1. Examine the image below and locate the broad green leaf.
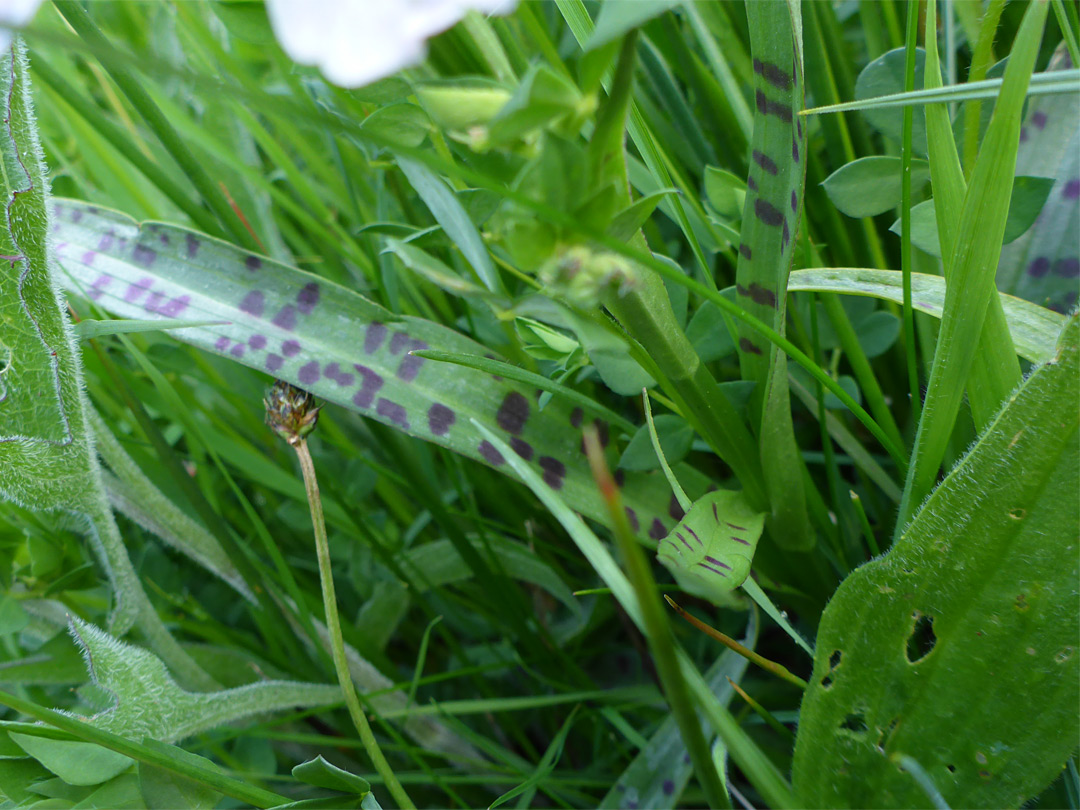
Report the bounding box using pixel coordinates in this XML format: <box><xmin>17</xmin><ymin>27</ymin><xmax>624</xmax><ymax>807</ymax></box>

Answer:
<box><xmin>685</xmin><ymin>299</ymin><xmax>736</xmax><ymax>363</ymax></box>
<box><xmin>735</xmin><ymin>0</ymin><xmax>812</xmax><ymax>550</ymax></box>
<box><xmin>618</xmin><ymin>415</ymin><xmax>693</xmax><ymax>472</ymax></box>
<box><xmin>292</xmin><ymin>756</ymin><xmax>370</xmax><ymax>795</ymax></box>
<box><xmin>359</xmin><ymin>103</ymin><xmax>431</xmax><ymax>151</ymax></box>
<box><xmin>382</xmin><ymin>238</ymin><xmax>491</xmax><ymax>299</ymax></box>
<box><xmin>0</xmin><ymin>42</ymin><xmax>96</xmax><ymax>513</ymax></box>
<box><xmin>139</xmin><ymin>751</ymin><xmax>222</xmax><ymax>810</ymax></box>
<box><xmin>0</xmin><ymin>594</ymin><xmax>29</xmax><ymax>635</ymax></box>
<box><xmin>51</xmin><ymin>201</ymin><xmax>683</xmax><ymax>544</ymax></box>
<box><xmin>703</xmin><ymin>166</ymin><xmax>746</xmax><ymax>219</ymax></box>
<box><xmin>656</xmin><ymin>491</ymin><xmax>765</xmax><ymax>602</ymax></box>
<box><xmin>608</xmin><ymin>189</ymin><xmax>678</xmax><ymax>242</ymax></box>
<box><xmin>997</xmin><ymin>46</ymin><xmax>1080</xmax><ymax>316</ymax></box>
<box><xmin>821</xmin><ymin>156</ymin><xmax>930</xmax><ymax>218</ymax></box>
<box><xmin>793</xmin><ymin>315</ymin><xmax>1079</xmax><ymax>809</ymax></box>
<box><xmin>788</xmin><ymin>268</ymin><xmax>1065</xmax><ymax>364</ymax></box>
<box><xmin>8</xmin><ymin>732</ymin><xmax>132</xmax><ymax>786</ymax></box>
<box><xmin>889</xmin><ymin>175</ymin><xmax>1055</xmax><ymax>256</ymax></box>
<box><xmin>854</xmin><ymin>47</ymin><xmax>927</xmax><ymax>153</ymax></box>
<box><xmin>65</xmin><ymin>617</ymin><xmax>341</xmax><ymax>743</ymax></box>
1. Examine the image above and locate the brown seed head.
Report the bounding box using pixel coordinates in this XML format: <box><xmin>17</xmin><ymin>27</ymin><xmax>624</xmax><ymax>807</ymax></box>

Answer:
<box><xmin>264</xmin><ymin>380</ymin><xmax>320</xmax><ymax>445</ymax></box>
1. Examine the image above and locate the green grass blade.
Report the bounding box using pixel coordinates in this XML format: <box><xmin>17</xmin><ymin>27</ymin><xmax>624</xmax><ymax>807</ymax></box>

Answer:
<box><xmin>896</xmin><ymin>0</ymin><xmax>1051</xmax><ymax>532</ymax></box>
<box><xmin>788</xmin><ymin>268</ymin><xmax>1065</xmax><ymax>364</ymax></box>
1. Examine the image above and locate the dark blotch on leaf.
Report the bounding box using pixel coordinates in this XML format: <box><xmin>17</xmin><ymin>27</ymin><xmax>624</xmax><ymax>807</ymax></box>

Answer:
<box><xmin>479</xmin><ymin>440</ymin><xmax>505</xmax><ymax>466</ymax></box>
<box><xmin>427</xmin><ymin>403</ymin><xmax>455</xmax><ymax>436</ymax></box>
<box><xmin>496</xmin><ymin>391</ymin><xmax>530</xmax><ymax>435</ymax></box>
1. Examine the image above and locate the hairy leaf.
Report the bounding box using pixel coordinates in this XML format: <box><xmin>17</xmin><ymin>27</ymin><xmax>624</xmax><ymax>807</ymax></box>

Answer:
<box><xmin>793</xmin><ymin>315</ymin><xmax>1079</xmax><ymax>808</ymax></box>
<box><xmin>64</xmin><ymin>617</ymin><xmax>341</xmax><ymax>743</ymax></box>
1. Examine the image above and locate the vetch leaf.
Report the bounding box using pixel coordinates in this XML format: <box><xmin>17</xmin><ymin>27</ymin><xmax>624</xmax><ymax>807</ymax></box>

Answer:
<box><xmin>583</xmin><ymin>0</ymin><xmax>680</xmax><ymax>52</ymax></box>
<box><xmin>821</xmin><ymin>156</ymin><xmax>930</xmax><ymax>218</ymax></box>
<box><xmin>52</xmin><ymin>201</ymin><xmax>683</xmax><ymax>543</ymax></box>
<box><xmin>793</xmin><ymin>315</ymin><xmax>1079</xmax><ymax>809</ymax></box>
<box><xmin>7</xmin><ymin>732</ymin><xmax>133</xmax><ymax>786</ymax></box>
<box><xmin>292</xmin><ymin>756</ymin><xmax>370</xmax><ymax>795</ymax></box>
<box><xmin>889</xmin><ymin>175</ymin><xmax>1056</xmax><ymax>256</ymax></box>
<box><xmin>618</xmin><ymin>415</ymin><xmax>693</xmax><ymax>472</ymax></box>
<box><xmin>855</xmin><ymin>47</ymin><xmax>928</xmax><ymax>153</ymax></box>
<box><xmin>703</xmin><ymin>166</ymin><xmax>747</xmax><ymax>219</ymax></box>
<box><xmin>656</xmin><ymin>491</ymin><xmax>765</xmax><ymax>603</ymax></box>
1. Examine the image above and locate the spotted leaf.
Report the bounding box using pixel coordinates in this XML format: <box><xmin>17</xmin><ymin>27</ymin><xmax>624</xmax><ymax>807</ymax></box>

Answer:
<box><xmin>656</xmin><ymin>490</ymin><xmax>765</xmax><ymax>602</ymax></box>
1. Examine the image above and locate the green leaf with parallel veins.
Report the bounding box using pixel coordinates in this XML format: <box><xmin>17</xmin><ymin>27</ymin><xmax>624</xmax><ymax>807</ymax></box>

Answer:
<box><xmin>50</xmin><ymin>201</ymin><xmax>681</xmax><ymax>542</ymax></box>
<box><xmin>793</xmin><ymin>315</ymin><xmax>1079</xmax><ymax>809</ymax></box>
<box><xmin>656</xmin><ymin>491</ymin><xmax>765</xmax><ymax>602</ymax></box>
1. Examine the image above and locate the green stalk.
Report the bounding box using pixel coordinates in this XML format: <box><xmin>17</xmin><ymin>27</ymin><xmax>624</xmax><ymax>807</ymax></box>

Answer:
<box><xmin>52</xmin><ymin>0</ymin><xmax>261</xmax><ymax>252</ymax></box>
<box><xmin>962</xmin><ymin>0</ymin><xmax>1007</xmax><ymax>177</ymax></box>
<box><xmin>583</xmin><ymin>431</ymin><xmax>729</xmax><ymax>810</ymax></box>
<box><xmin>819</xmin><ymin>293</ymin><xmax>904</xmax><ymax>452</ymax></box>
<box><xmin>294</xmin><ymin>439</ymin><xmax>416</xmax><ymax>810</ymax></box>
<box><xmin>900</xmin><ymin>0</ymin><xmax>922</xmax><ymax>429</ymax></box>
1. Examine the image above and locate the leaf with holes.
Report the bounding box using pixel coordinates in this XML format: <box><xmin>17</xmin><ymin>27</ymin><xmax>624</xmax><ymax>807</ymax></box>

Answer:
<box><xmin>792</xmin><ymin>315</ymin><xmax>1079</xmax><ymax>809</ymax></box>
<box><xmin>50</xmin><ymin>200</ymin><xmax>681</xmax><ymax>543</ymax></box>
<box><xmin>656</xmin><ymin>490</ymin><xmax>765</xmax><ymax>602</ymax></box>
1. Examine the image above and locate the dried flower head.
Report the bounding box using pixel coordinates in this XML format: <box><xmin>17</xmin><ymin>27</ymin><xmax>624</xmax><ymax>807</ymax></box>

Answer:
<box><xmin>264</xmin><ymin>380</ymin><xmax>320</xmax><ymax>445</ymax></box>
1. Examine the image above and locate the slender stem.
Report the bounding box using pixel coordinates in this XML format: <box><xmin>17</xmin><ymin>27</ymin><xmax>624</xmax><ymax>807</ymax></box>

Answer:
<box><xmin>642</xmin><ymin>389</ymin><xmax>691</xmax><ymax>512</ymax></box>
<box><xmin>901</xmin><ymin>0</ymin><xmax>922</xmax><ymax>430</ymax></box>
<box><xmin>726</xmin><ymin>678</ymin><xmax>796</xmax><ymax>741</ymax></box>
<box><xmin>294</xmin><ymin>440</ymin><xmax>416</xmax><ymax>810</ymax></box>
<box><xmin>584</xmin><ymin>431</ymin><xmax>730</xmax><ymax>810</ymax></box>
<box><xmin>665</xmin><ymin>596</ymin><xmax>808</xmax><ymax>690</ymax></box>
<box><xmin>849</xmin><ymin>490</ymin><xmax>881</xmax><ymax>558</ymax></box>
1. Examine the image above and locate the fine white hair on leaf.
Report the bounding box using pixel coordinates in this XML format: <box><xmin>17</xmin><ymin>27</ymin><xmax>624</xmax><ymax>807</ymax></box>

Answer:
<box><xmin>265</xmin><ymin>0</ymin><xmax>518</xmax><ymax>88</ymax></box>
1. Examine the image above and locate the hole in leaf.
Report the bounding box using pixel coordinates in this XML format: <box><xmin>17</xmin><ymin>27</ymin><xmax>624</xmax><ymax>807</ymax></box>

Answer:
<box><xmin>946</xmin><ymin>764</ymin><xmax>956</xmax><ymax>774</ymax></box>
<box><xmin>906</xmin><ymin>612</ymin><xmax>936</xmax><ymax>663</ymax></box>
<box><xmin>820</xmin><ymin>674</ymin><xmax>833</xmax><ymax>689</ymax></box>
<box><xmin>828</xmin><ymin>649</ymin><xmax>842</xmax><ymax>669</ymax></box>
<box><xmin>1009</xmin><ymin>507</ymin><xmax>1026</xmax><ymax>520</ymax></box>
<box><xmin>876</xmin><ymin>716</ymin><xmax>900</xmax><ymax>751</ymax></box>
<box><xmin>839</xmin><ymin>712</ymin><xmax>868</xmax><ymax>734</ymax></box>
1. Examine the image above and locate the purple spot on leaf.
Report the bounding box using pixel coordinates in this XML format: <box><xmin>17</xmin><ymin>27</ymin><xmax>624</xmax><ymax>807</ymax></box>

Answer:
<box><xmin>124</xmin><ymin>277</ymin><xmax>154</xmax><ymax>303</ymax></box>
<box><xmin>214</xmin><ymin>336</ymin><xmax>230</xmax><ymax>351</ymax></box>
<box><xmin>352</xmin><ymin>365</ymin><xmax>384</xmax><ymax>408</ymax></box>
<box><xmin>662</xmin><ymin>779</ymin><xmax>675</xmax><ymax>796</ymax></box>
<box><xmin>389</xmin><ymin>332</ymin><xmax>411</xmax><ymax>354</ymax></box>
<box><xmin>625</xmin><ymin>507</ymin><xmax>639</xmax><ymax>532</ymax></box>
<box><xmin>249</xmin><ymin>334</ymin><xmax>267</xmax><ymax>350</ymax></box>
<box><xmin>81</xmin><ymin>250</ymin><xmax>96</xmax><ymax>265</ymax></box>
<box><xmin>428</xmin><ymin>403</ymin><xmax>455</xmax><ymax>436</ymax></box>
<box><xmin>479</xmin><ymin>440</ymin><xmax>505</xmax><ymax>465</ymax></box>
<box><xmin>1031</xmin><ymin>110</ymin><xmax>1048</xmax><ymax>129</ymax></box>
<box><xmin>1028</xmin><ymin>257</ymin><xmax>1050</xmax><ymax>277</ymax></box>
<box><xmin>133</xmin><ymin>243</ymin><xmax>157</xmax><ymax>268</ymax></box>
<box><xmin>1063</xmin><ymin>179</ymin><xmax>1080</xmax><ymax>200</ymax></box>
<box><xmin>272</xmin><ymin>305</ymin><xmax>297</xmax><ymax>330</ymax></box>
<box><xmin>230</xmin><ymin>343</ymin><xmax>245</xmax><ymax>358</ymax></box>
<box><xmin>570</xmin><ymin>407</ymin><xmax>583</xmax><ymax>428</ymax></box>
<box><xmin>510</xmin><ymin>437</ymin><xmax>534</xmax><ymax>460</ymax></box>
<box><xmin>650</xmin><ymin>518</ymin><xmax>666</xmax><ymax>540</ymax></box>
<box><xmin>670</xmin><ymin>494</ymin><xmax>685</xmax><ymax>521</ymax></box>
<box><xmin>298</xmin><ymin>361</ymin><xmax>320</xmax><ymax>384</ymax></box>
<box><xmin>496</xmin><ymin>392</ymin><xmax>530</xmax><ymax>434</ymax></box>
<box><xmin>365</xmin><ymin>322</ymin><xmax>386</xmax><ymax>354</ymax></box>
<box><xmin>159</xmin><ymin>295</ymin><xmax>190</xmax><ymax>317</ymax></box>
<box><xmin>266</xmin><ymin>353</ymin><xmax>283</xmax><ymax>373</ymax></box>
<box><xmin>1053</xmin><ymin>257</ymin><xmax>1079</xmax><ymax>278</ymax></box>
<box><xmin>186</xmin><ymin>233</ymin><xmax>200</xmax><ymax>259</ymax></box>
<box><xmin>144</xmin><ymin>291</ymin><xmax>166</xmax><ymax>313</ymax></box>
<box><xmin>282</xmin><ymin>340</ymin><xmax>301</xmax><ymax>357</ymax></box>
<box><xmin>297</xmin><ymin>282</ymin><xmax>320</xmax><ymax>314</ymax></box>
<box><xmin>239</xmin><ymin>290</ymin><xmax>265</xmax><ymax>317</ymax></box>
<box><xmin>376</xmin><ymin>398</ymin><xmax>408</xmax><ymax>428</ymax></box>
<box><xmin>539</xmin><ymin>456</ymin><xmax>565</xmax><ymax>489</ymax></box>
<box><xmin>245</xmin><ymin>255</ymin><xmax>262</xmax><ymax>271</ymax></box>
<box><xmin>791</xmin><ymin>189</ymin><xmax>798</xmax><ymax>213</ymax></box>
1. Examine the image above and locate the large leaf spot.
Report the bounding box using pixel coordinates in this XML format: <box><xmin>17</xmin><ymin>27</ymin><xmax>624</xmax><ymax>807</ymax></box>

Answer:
<box><xmin>905</xmin><ymin>612</ymin><xmax>937</xmax><ymax>664</ymax></box>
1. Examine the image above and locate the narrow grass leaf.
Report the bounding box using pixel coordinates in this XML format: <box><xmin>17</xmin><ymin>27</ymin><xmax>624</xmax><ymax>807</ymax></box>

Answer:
<box><xmin>788</xmin><ymin>268</ymin><xmax>1065</xmax><ymax>364</ymax></box>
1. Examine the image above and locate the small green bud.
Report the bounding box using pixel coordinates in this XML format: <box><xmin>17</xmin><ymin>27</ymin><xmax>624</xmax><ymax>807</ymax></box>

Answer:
<box><xmin>264</xmin><ymin>380</ymin><xmax>320</xmax><ymax>445</ymax></box>
<box><xmin>538</xmin><ymin>245</ymin><xmax>637</xmax><ymax>308</ymax></box>
<box><xmin>414</xmin><ymin>84</ymin><xmax>511</xmax><ymax>132</ymax></box>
